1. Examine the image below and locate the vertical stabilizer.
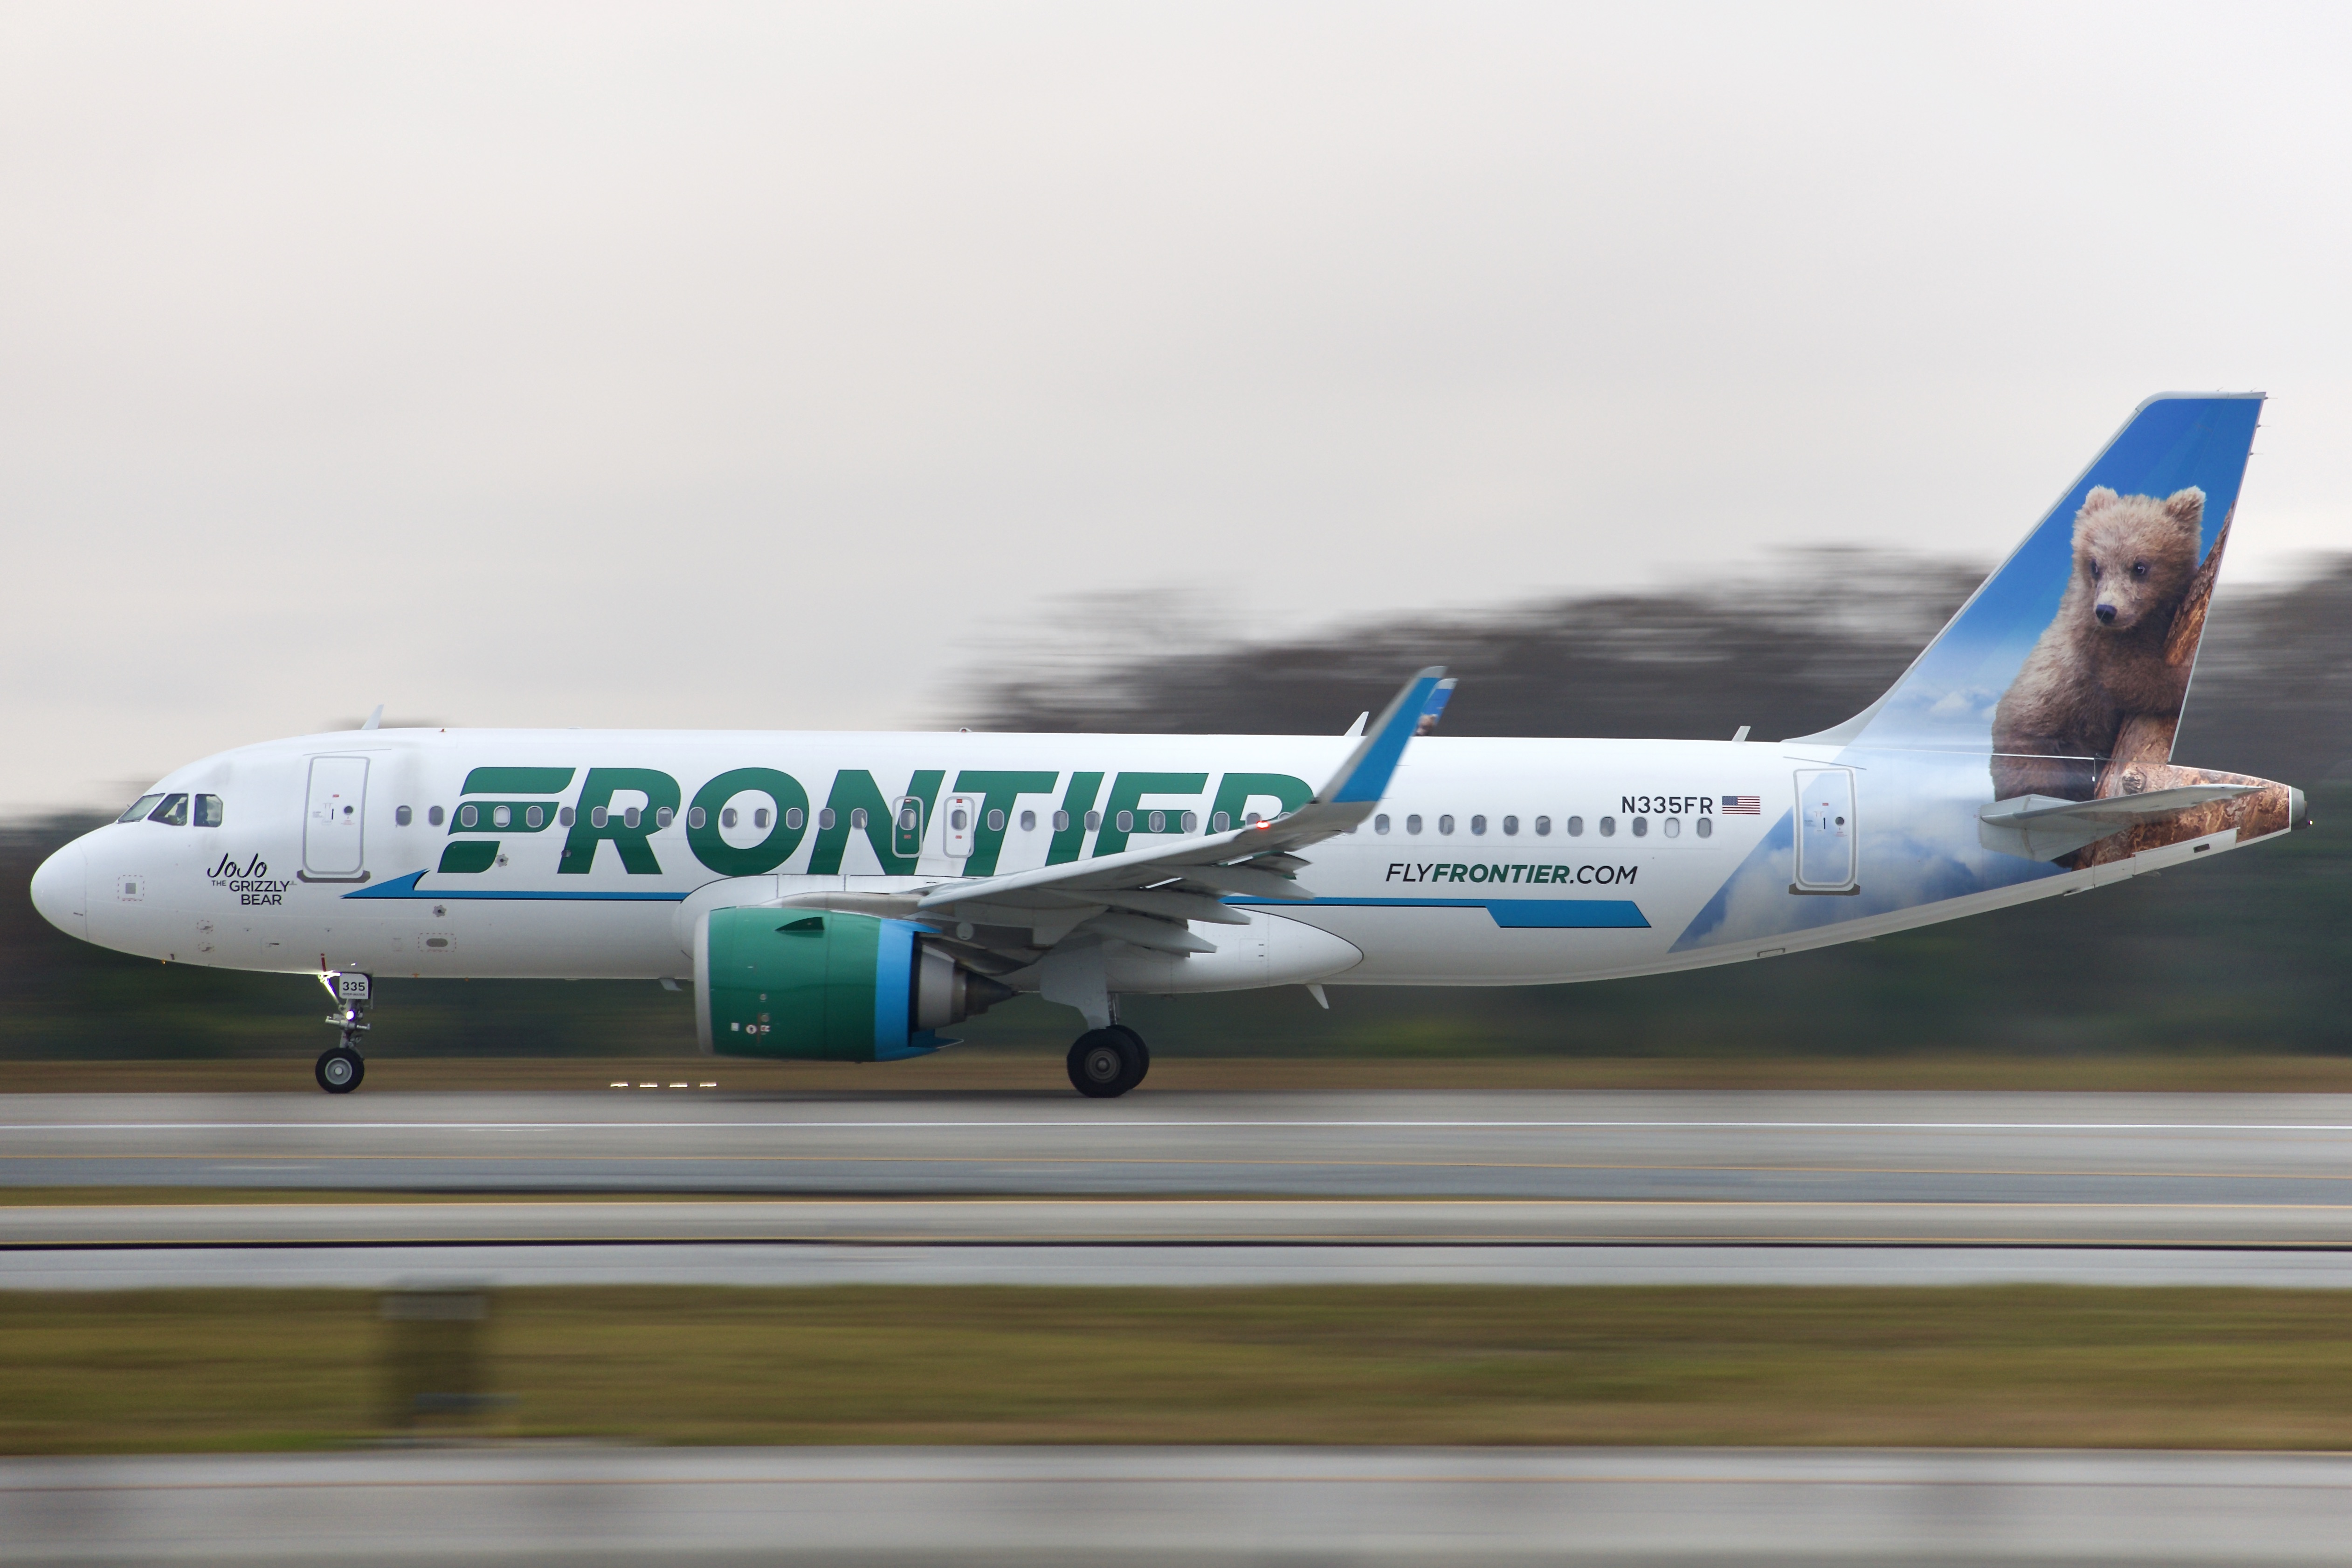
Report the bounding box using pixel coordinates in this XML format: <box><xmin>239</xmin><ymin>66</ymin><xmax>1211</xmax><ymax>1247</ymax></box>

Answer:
<box><xmin>1799</xmin><ymin>393</ymin><xmax>2262</xmax><ymax>803</ymax></box>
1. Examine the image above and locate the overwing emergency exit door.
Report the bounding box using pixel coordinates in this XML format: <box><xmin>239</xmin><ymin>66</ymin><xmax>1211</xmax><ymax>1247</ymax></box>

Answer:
<box><xmin>939</xmin><ymin>794</ymin><xmax>982</xmax><ymax>859</ymax></box>
<box><xmin>303</xmin><ymin>756</ymin><xmax>370</xmax><ymax>880</ymax></box>
<box><xmin>892</xmin><ymin>796</ymin><xmax>929</xmax><ymax>860</ymax></box>
<box><xmin>1793</xmin><ymin>767</ymin><xmax>1858</xmax><ymax>893</ymax></box>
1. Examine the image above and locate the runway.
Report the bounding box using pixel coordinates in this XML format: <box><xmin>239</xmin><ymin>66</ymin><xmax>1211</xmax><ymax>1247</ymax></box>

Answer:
<box><xmin>12</xmin><ymin>1089</ymin><xmax>2352</xmax><ymax>1286</ymax></box>
<box><xmin>9</xmin><ymin>1446</ymin><xmax>2352</xmax><ymax>1565</ymax></box>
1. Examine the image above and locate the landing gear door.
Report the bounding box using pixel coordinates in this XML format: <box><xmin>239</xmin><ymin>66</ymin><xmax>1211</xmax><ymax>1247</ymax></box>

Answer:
<box><xmin>1793</xmin><ymin>767</ymin><xmax>1858</xmax><ymax>893</ymax></box>
<box><xmin>303</xmin><ymin>756</ymin><xmax>370</xmax><ymax>879</ymax></box>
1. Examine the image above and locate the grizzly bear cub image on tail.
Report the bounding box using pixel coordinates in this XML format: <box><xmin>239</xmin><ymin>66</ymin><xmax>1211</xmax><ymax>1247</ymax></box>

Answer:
<box><xmin>1989</xmin><ymin>485</ymin><xmax>2207</xmax><ymax>801</ymax></box>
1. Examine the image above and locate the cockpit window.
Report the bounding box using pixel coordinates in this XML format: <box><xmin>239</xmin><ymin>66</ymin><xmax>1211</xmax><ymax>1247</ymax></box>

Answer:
<box><xmin>194</xmin><ymin>794</ymin><xmax>224</xmax><ymax>828</ymax></box>
<box><xmin>148</xmin><ymin>793</ymin><xmax>190</xmax><ymax>826</ymax></box>
<box><xmin>117</xmin><ymin>794</ymin><xmax>165</xmax><ymax>824</ymax></box>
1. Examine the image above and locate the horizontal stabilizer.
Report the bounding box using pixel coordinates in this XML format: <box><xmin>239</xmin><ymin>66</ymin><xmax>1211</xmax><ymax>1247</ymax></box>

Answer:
<box><xmin>1978</xmin><ymin>784</ymin><xmax>2255</xmax><ymax>861</ymax></box>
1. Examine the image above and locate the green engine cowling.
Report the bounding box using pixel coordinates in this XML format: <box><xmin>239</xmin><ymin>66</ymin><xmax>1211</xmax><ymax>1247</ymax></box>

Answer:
<box><xmin>696</xmin><ymin>907</ymin><xmax>1015</xmax><ymax>1061</ymax></box>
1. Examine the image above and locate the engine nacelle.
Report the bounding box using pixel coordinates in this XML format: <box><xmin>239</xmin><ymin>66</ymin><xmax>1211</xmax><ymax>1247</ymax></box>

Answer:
<box><xmin>695</xmin><ymin>908</ymin><xmax>1014</xmax><ymax>1061</ymax></box>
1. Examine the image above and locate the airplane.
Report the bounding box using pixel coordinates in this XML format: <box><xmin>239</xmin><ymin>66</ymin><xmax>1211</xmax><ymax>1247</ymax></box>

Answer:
<box><xmin>28</xmin><ymin>393</ymin><xmax>2303</xmax><ymax>1097</ymax></box>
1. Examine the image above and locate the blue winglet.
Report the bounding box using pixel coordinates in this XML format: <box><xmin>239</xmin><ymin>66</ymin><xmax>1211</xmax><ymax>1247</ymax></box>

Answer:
<box><xmin>1324</xmin><ymin>667</ymin><xmax>1446</xmax><ymax>805</ymax></box>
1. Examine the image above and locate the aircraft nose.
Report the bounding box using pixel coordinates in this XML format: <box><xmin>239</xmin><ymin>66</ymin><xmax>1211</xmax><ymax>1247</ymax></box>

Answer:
<box><xmin>29</xmin><ymin>839</ymin><xmax>88</xmax><ymax>941</ymax></box>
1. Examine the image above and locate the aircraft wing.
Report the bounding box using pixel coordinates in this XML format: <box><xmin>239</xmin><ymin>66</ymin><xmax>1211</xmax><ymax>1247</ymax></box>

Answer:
<box><xmin>896</xmin><ymin>667</ymin><xmax>1447</xmax><ymax>960</ymax></box>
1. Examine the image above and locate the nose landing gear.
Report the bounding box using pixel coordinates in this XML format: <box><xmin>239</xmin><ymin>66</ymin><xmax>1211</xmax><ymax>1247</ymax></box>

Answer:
<box><xmin>1067</xmin><ymin>1025</ymin><xmax>1150</xmax><ymax>1098</ymax></box>
<box><xmin>316</xmin><ymin>971</ymin><xmax>372</xmax><ymax>1095</ymax></box>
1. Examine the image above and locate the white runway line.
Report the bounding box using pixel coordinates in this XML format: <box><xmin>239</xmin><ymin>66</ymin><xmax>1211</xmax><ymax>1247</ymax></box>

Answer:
<box><xmin>20</xmin><ymin>1242</ymin><xmax>2352</xmax><ymax>1290</ymax></box>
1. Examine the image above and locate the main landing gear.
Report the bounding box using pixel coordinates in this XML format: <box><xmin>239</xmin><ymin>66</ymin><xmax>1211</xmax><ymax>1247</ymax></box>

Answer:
<box><xmin>315</xmin><ymin>970</ymin><xmax>372</xmax><ymax>1095</ymax></box>
<box><xmin>1067</xmin><ymin>1025</ymin><xmax>1150</xmax><ymax>1099</ymax></box>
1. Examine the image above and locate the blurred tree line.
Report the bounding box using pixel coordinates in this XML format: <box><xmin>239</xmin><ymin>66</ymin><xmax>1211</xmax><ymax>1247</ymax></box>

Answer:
<box><xmin>6</xmin><ymin>552</ymin><xmax>2350</xmax><ymax>1062</ymax></box>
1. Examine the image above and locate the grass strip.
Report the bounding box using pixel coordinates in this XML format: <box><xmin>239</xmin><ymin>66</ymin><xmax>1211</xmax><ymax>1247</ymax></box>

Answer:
<box><xmin>7</xmin><ymin>1285</ymin><xmax>2352</xmax><ymax>1454</ymax></box>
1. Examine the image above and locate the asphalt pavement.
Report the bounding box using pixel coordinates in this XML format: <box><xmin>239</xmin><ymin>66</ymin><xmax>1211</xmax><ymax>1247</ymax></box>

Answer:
<box><xmin>8</xmin><ymin>1446</ymin><xmax>2352</xmax><ymax>1565</ymax></box>
<box><xmin>11</xmin><ymin>1089</ymin><xmax>2352</xmax><ymax>1287</ymax></box>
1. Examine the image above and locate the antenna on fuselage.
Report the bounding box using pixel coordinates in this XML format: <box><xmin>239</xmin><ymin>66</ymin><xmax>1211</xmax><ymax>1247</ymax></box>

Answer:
<box><xmin>360</xmin><ymin>704</ymin><xmax>384</xmax><ymax>731</ymax></box>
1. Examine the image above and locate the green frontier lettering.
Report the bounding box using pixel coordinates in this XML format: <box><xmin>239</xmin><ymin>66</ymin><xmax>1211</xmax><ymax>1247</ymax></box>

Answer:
<box><xmin>461</xmin><ymin>767</ymin><xmax>576</xmax><ymax>796</ymax></box>
<box><xmin>1046</xmin><ymin>772</ymin><xmax>1103</xmax><ymax>865</ymax></box>
<box><xmin>806</xmin><ymin>770</ymin><xmax>945</xmax><ymax>875</ymax></box>
<box><xmin>1092</xmin><ymin>772</ymin><xmax>1209</xmax><ymax>857</ymax></box>
<box><xmin>1207</xmin><ymin>772</ymin><xmax>1313</xmax><ymax>831</ymax></box>
<box><xmin>953</xmin><ymin>770</ymin><xmax>1060</xmax><ymax>877</ymax></box>
<box><xmin>558</xmin><ymin>769</ymin><xmax>682</xmax><ymax>875</ymax></box>
<box><xmin>688</xmin><ymin>768</ymin><xmax>811</xmax><ymax>876</ymax></box>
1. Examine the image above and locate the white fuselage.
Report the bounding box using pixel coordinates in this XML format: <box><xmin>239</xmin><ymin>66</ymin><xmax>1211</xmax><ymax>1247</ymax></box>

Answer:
<box><xmin>28</xmin><ymin>724</ymin><xmax>2227</xmax><ymax>998</ymax></box>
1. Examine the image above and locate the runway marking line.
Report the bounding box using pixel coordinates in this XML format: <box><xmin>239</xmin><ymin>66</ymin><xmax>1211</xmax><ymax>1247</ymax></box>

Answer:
<box><xmin>12</xmin><ymin>1153</ymin><xmax>2352</xmax><ymax>1194</ymax></box>
<box><xmin>23</xmin><ymin>1114</ymin><xmax>2352</xmax><ymax>1128</ymax></box>
<box><xmin>10</xmin><ymin>1468</ymin><xmax>2352</xmax><ymax>1495</ymax></box>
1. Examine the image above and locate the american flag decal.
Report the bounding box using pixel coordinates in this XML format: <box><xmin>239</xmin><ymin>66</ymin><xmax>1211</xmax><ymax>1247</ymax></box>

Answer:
<box><xmin>1722</xmin><ymin>795</ymin><xmax>1760</xmax><ymax>815</ymax></box>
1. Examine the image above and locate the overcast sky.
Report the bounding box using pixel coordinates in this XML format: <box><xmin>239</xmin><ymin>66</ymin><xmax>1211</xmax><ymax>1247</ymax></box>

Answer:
<box><xmin>4</xmin><ymin>2</ymin><xmax>2349</xmax><ymax>812</ymax></box>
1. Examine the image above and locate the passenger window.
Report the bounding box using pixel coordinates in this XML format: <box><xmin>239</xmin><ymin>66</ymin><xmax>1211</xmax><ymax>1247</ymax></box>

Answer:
<box><xmin>1599</xmin><ymin>816</ymin><xmax>1616</xmax><ymax>837</ymax></box>
<box><xmin>623</xmin><ymin>807</ymin><xmax>642</xmax><ymax>830</ymax></box>
<box><xmin>1631</xmin><ymin>816</ymin><xmax>1648</xmax><ymax>837</ymax></box>
<box><xmin>1182</xmin><ymin>812</ymin><xmax>1199</xmax><ymax>832</ymax></box>
<box><xmin>786</xmin><ymin>807</ymin><xmax>804</xmax><ymax>830</ymax></box>
<box><xmin>1534</xmin><ymin>815</ymin><xmax>1551</xmax><ymax>836</ymax></box>
<box><xmin>149</xmin><ymin>793</ymin><xmax>189</xmax><ymax>826</ymax></box>
<box><xmin>1663</xmin><ymin>817</ymin><xmax>1681</xmax><ymax>839</ymax></box>
<box><xmin>951</xmin><ymin>807</ymin><xmax>969</xmax><ymax>831</ymax></box>
<box><xmin>462</xmin><ymin>805</ymin><xmax>481</xmax><ymax>828</ymax></box>
<box><xmin>1438</xmin><ymin>814</ymin><xmax>1455</xmax><ymax>835</ymax></box>
<box><xmin>722</xmin><ymin>807</ymin><xmax>738</xmax><ymax>829</ymax></box>
<box><xmin>1373</xmin><ymin>814</ymin><xmax>1390</xmax><ymax>834</ymax></box>
<box><xmin>428</xmin><ymin>805</ymin><xmax>445</xmax><ymax>827</ymax></box>
<box><xmin>986</xmin><ymin>809</ymin><xmax>1004</xmax><ymax>832</ymax></box>
<box><xmin>754</xmin><ymin>808</ymin><xmax>771</xmax><ymax>830</ymax></box>
<box><xmin>1406</xmin><ymin>814</ymin><xmax>1423</xmax><ymax>835</ymax></box>
<box><xmin>395</xmin><ymin>805</ymin><xmax>412</xmax><ymax>827</ymax></box>
<box><xmin>196</xmin><ymin>795</ymin><xmax>225</xmax><ymax>828</ymax></box>
<box><xmin>655</xmin><ymin>807</ymin><xmax>674</xmax><ymax>829</ymax></box>
<box><xmin>117</xmin><ymin>794</ymin><xmax>165</xmax><ymax>824</ymax></box>
<box><xmin>492</xmin><ymin>805</ymin><xmax>512</xmax><ymax>828</ymax></box>
<box><xmin>590</xmin><ymin>807</ymin><xmax>608</xmax><ymax>828</ymax></box>
<box><xmin>1696</xmin><ymin>818</ymin><xmax>1713</xmax><ymax>839</ymax></box>
<box><xmin>688</xmin><ymin>807</ymin><xmax>706</xmax><ymax>830</ymax></box>
<box><xmin>849</xmin><ymin>808</ymin><xmax>867</xmax><ymax>831</ymax></box>
<box><xmin>1146</xmin><ymin>811</ymin><xmax>1165</xmax><ymax>833</ymax></box>
<box><xmin>1116</xmin><ymin>811</ymin><xmax>1134</xmax><ymax>832</ymax></box>
<box><xmin>1504</xmin><ymin>815</ymin><xmax>1520</xmax><ymax>836</ymax></box>
<box><xmin>1566</xmin><ymin>816</ymin><xmax>1584</xmax><ymax>836</ymax></box>
<box><xmin>1053</xmin><ymin>810</ymin><xmax>1071</xmax><ymax>832</ymax></box>
<box><xmin>1085</xmin><ymin>810</ymin><xmax>1102</xmax><ymax>832</ymax></box>
<box><xmin>1214</xmin><ymin>812</ymin><xmax>1231</xmax><ymax>832</ymax></box>
<box><xmin>559</xmin><ymin>807</ymin><xmax>574</xmax><ymax>826</ymax></box>
<box><xmin>1020</xmin><ymin>810</ymin><xmax>1036</xmax><ymax>832</ymax></box>
<box><xmin>819</xmin><ymin>808</ymin><xmax>836</xmax><ymax>830</ymax></box>
<box><xmin>1469</xmin><ymin>815</ymin><xmax>1486</xmax><ymax>836</ymax></box>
